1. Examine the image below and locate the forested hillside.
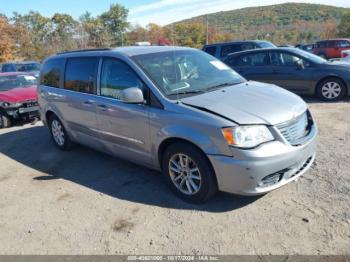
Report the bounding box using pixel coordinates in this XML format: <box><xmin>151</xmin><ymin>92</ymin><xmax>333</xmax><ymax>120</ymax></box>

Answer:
<box><xmin>171</xmin><ymin>3</ymin><xmax>350</xmax><ymax>44</ymax></box>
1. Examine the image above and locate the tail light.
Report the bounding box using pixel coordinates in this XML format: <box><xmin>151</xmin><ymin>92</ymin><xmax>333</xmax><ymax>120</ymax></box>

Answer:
<box><xmin>342</xmin><ymin>52</ymin><xmax>349</xmax><ymax>58</ymax></box>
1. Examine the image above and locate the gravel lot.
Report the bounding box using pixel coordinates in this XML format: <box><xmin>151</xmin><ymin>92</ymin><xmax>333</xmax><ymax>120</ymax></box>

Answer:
<box><xmin>0</xmin><ymin>98</ymin><xmax>349</xmax><ymax>255</ymax></box>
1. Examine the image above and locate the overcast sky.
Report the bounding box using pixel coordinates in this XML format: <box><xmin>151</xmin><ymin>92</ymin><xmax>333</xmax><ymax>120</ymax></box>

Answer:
<box><xmin>1</xmin><ymin>0</ymin><xmax>350</xmax><ymax>26</ymax></box>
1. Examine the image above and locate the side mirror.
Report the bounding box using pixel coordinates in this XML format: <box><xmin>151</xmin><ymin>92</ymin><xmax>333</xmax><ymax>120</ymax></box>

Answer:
<box><xmin>295</xmin><ymin>60</ymin><xmax>304</xmax><ymax>69</ymax></box>
<box><xmin>120</xmin><ymin>87</ymin><xmax>145</xmax><ymax>104</ymax></box>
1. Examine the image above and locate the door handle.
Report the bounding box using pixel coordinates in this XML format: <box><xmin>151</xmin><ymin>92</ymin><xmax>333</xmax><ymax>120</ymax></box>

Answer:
<box><xmin>97</xmin><ymin>104</ymin><xmax>108</xmax><ymax>111</ymax></box>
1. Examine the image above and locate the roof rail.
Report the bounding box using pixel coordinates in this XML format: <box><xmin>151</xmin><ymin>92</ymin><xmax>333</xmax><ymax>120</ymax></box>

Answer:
<box><xmin>57</xmin><ymin>48</ymin><xmax>112</xmax><ymax>55</ymax></box>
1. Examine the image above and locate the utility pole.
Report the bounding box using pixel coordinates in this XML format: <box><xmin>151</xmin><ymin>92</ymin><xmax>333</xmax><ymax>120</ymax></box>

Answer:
<box><xmin>206</xmin><ymin>14</ymin><xmax>209</xmax><ymax>45</ymax></box>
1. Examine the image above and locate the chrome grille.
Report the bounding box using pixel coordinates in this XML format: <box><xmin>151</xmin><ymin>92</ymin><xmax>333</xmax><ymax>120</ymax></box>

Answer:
<box><xmin>276</xmin><ymin>111</ymin><xmax>310</xmax><ymax>146</ymax></box>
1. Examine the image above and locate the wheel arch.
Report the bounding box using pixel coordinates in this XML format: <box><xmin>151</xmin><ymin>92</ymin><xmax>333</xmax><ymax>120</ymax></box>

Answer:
<box><xmin>157</xmin><ymin>137</ymin><xmax>219</xmax><ymax>187</ymax></box>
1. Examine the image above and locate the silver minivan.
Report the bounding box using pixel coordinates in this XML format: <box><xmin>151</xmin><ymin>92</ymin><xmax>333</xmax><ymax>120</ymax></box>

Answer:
<box><xmin>38</xmin><ymin>46</ymin><xmax>317</xmax><ymax>202</ymax></box>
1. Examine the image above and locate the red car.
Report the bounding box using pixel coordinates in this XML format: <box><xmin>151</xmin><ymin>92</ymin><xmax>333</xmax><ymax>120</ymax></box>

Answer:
<box><xmin>313</xmin><ymin>39</ymin><xmax>350</xmax><ymax>59</ymax></box>
<box><xmin>0</xmin><ymin>72</ymin><xmax>39</xmax><ymax>128</ymax></box>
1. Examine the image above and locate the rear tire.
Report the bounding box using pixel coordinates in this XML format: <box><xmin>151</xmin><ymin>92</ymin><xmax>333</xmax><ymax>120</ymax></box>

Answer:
<box><xmin>0</xmin><ymin>112</ymin><xmax>11</xmax><ymax>129</ymax></box>
<box><xmin>162</xmin><ymin>142</ymin><xmax>218</xmax><ymax>203</ymax></box>
<box><xmin>316</xmin><ymin>77</ymin><xmax>346</xmax><ymax>101</ymax></box>
<box><xmin>48</xmin><ymin>115</ymin><xmax>72</xmax><ymax>150</ymax></box>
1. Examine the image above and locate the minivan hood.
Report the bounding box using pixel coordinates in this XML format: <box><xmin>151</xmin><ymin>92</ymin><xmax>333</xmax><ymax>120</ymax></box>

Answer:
<box><xmin>181</xmin><ymin>81</ymin><xmax>307</xmax><ymax>125</ymax></box>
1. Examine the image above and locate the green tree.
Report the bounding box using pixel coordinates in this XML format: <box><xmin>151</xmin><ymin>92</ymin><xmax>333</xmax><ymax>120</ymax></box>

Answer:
<box><xmin>79</xmin><ymin>12</ymin><xmax>109</xmax><ymax>48</ymax></box>
<box><xmin>338</xmin><ymin>12</ymin><xmax>350</xmax><ymax>37</ymax></box>
<box><xmin>99</xmin><ymin>4</ymin><xmax>129</xmax><ymax>46</ymax></box>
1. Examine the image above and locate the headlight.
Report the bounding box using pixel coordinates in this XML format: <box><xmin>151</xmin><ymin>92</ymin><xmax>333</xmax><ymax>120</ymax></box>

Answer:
<box><xmin>221</xmin><ymin>125</ymin><xmax>274</xmax><ymax>148</ymax></box>
<box><xmin>1</xmin><ymin>102</ymin><xmax>22</xmax><ymax>108</ymax></box>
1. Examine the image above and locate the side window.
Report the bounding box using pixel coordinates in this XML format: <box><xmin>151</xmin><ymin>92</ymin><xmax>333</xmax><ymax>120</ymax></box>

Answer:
<box><xmin>64</xmin><ymin>57</ymin><xmax>99</xmax><ymax>94</ymax></box>
<box><xmin>271</xmin><ymin>52</ymin><xmax>302</xmax><ymax>66</ymax></box>
<box><xmin>221</xmin><ymin>44</ymin><xmax>241</xmax><ymax>57</ymax></box>
<box><xmin>225</xmin><ymin>56</ymin><xmax>237</xmax><ymax>67</ymax></box>
<box><xmin>327</xmin><ymin>41</ymin><xmax>336</xmax><ymax>48</ymax></box>
<box><xmin>338</xmin><ymin>40</ymin><xmax>350</xmax><ymax>48</ymax></box>
<box><xmin>204</xmin><ymin>46</ymin><xmax>217</xmax><ymax>56</ymax></box>
<box><xmin>317</xmin><ymin>42</ymin><xmax>326</xmax><ymax>48</ymax></box>
<box><xmin>241</xmin><ymin>43</ymin><xmax>256</xmax><ymax>51</ymax></box>
<box><xmin>100</xmin><ymin>58</ymin><xmax>144</xmax><ymax>100</ymax></box>
<box><xmin>40</xmin><ymin>58</ymin><xmax>65</xmax><ymax>88</ymax></box>
<box><xmin>236</xmin><ymin>52</ymin><xmax>269</xmax><ymax>66</ymax></box>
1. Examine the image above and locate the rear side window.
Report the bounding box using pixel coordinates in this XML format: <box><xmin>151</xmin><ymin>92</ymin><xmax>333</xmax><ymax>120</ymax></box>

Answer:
<box><xmin>221</xmin><ymin>44</ymin><xmax>242</xmax><ymax>57</ymax></box>
<box><xmin>327</xmin><ymin>41</ymin><xmax>336</xmax><ymax>48</ymax></box>
<box><xmin>64</xmin><ymin>57</ymin><xmax>99</xmax><ymax>94</ymax></box>
<box><xmin>204</xmin><ymin>46</ymin><xmax>217</xmax><ymax>56</ymax></box>
<box><xmin>40</xmin><ymin>58</ymin><xmax>65</xmax><ymax>88</ymax></box>
<box><xmin>236</xmin><ymin>52</ymin><xmax>269</xmax><ymax>66</ymax></box>
<box><xmin>100</xmin><ymin>58</ymin><xmax>144</xmax><ymax>100</ymax></box>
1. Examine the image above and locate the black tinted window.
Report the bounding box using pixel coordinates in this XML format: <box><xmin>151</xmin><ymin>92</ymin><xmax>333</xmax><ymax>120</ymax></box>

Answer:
<box><xmin>316</xmin><ymin>42</ymin><xmax>326</xmax><ymax>48</ymax></box>
<box><xmin>204</xmin><ymin>46</ymin><xmax>217</xmax><ymax>56</ymax></box>
<box><xmin>327</xmin><ymin>41</ymin><xmax>336</xmax><ymax>48</ymax></box>
<box><xmin>64</xmin><ymin>57</ymin><xmax>99</xmax><ymax>94</ymax></box>
<box><xmin>41</xmin><ymin>58</ymin><xmax>65</xmax><ymax>88</ymax></box>
<box><xmin>221</xmin><ymin>44</ymin><xmax>242</xmax><ymax>57</ymax></box>
<box><xmin>236</xmin><ymin>52</ymin><xmax>269</xmax><ymax>66</ymax></box>
<box><xmin>100</xmin><ymin>58</ymin><xmax>144</xmax><ymax>100</ymax></box>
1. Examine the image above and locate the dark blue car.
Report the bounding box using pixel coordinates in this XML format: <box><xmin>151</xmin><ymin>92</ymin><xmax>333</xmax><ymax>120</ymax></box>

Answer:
<box><xmin>224</xmin><ymin>47</ymin><xmax>350</xmax><ymax>101</ymax></box>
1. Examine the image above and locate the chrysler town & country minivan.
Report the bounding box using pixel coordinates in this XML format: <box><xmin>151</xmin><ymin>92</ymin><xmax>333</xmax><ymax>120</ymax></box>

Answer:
<box><xmin>38</xmin><ymin>46</ymin><xmax>317</xmax><ymax>202</ymax></box>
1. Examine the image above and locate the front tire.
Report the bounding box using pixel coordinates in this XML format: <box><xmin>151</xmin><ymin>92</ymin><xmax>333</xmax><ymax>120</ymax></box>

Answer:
<box><xmin>162</xmin><ymin>142</ymin><xmax>217</xmax><ymax>203</ymax></box>
<box><xmin>316</xmin><ymin>78</ymin><xmax>346</xmax><ymax>101</ymax></box>
<box><xmin>48</xmin><ymin>115</ymin><xmax>72</xmax><ymax>150</ymax></box>
<box><xmin>0</xmin><ymin>112</ymin><xmax>11</xmax><ymax>129</ymax></box>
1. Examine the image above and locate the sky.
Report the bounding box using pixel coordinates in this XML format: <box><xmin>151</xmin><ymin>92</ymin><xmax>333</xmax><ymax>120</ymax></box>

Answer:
<box><xmin>0</xmin><ymin>0</ymin><xmax>350</xmax><ymax>26</ymax></box>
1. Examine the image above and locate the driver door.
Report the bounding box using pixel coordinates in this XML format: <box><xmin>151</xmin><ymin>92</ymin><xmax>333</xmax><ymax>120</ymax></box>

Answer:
<box><xmin>268</xmin><ymin>51</ymin><xmax>315</xmax><ymax>93</ymax></box>
<box><xmin>93</xmin><ymin>57</ymin><xmax>153</xmax><ymax>166</ymax></box>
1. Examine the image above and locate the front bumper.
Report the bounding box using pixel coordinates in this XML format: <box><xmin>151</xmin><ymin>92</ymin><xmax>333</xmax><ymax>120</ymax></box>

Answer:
<box><xmin>208</xmin><ymin>125</ymin><xmax>317</xmax><ymax>195</ymax></box>
<box><xmin>5</xmin><ymin>106</ymin><xmax>40</xmax><ymax>121</ymax></box>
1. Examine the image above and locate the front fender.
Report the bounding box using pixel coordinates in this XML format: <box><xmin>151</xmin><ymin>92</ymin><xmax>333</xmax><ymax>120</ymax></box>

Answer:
<box><xmin>153</xmin><ymin>124</ymin><xmax>233</xmax><ymax>168</ymax></box>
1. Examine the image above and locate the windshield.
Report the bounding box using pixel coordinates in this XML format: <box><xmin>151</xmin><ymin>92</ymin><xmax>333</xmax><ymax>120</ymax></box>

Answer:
<box><xmin>292</xmin><ymin>48</ymin><xmax>327</xmax><ymax>64</ymax></box>
<box><xmin>133</xmin><ymin>50</ymin><xmax>245</xmax><ymax>99</ymax></box>
<box><xmin>16</xmin><ymin>63</ymin><xmax>41</xmax><ymax>72</ymax></box>
<box><xmin>0</xmin><ymin>75</ymin><xmax>37</xmax><ymax>91</ymax></box>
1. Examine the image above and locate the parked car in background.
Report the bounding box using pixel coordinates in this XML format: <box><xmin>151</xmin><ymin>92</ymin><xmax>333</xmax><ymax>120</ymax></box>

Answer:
<box><xmin>1</xmin><ymin>63</ymin><xmax>17</xmax><ymax>73</ymax></box>
<box><xmin>295</xmin><ymin>44</ymin><xmax>314</xmax><ymax>53</ymax></box>
<box><xmin>313</xmin><ymin>39</ymin><xmax>350</xmax><ymax>59</ymax></box>
<box><xmin>224</xmin><ymin>47</ymin><xmax>350</xmax><ymax>101</ymax></box>
<box><xmin>16</xmin><ymin>61</ymin><xmax>41</xmax><ymax>78</ymax></box>
<box><xmin>203</xmin><ymin>40</ymin><xmax>276</xmax><ymax>60</ymax></box>
<box><xmin>340</xmin><ymin>50</ymin><xmax>350</xmax><ymax>63</ymax></box>
<box><xmin>0</xmin><ymin>72</ymin><xmax>39</xmax><ymax>128</ymax></box>
<box><xmin>38</xmin><ymin>46</ymin><xmax>316</xmax><ymax>202</ymax></box>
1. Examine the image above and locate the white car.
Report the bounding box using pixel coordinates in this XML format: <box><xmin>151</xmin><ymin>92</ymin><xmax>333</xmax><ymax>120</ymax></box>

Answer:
<box><xmin>340</xmin><ymin>50</ymin><xmax>350</xmax><ymax>62</ymax></box>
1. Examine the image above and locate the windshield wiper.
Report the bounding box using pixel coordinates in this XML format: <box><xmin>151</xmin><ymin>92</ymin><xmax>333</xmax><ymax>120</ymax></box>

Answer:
<box><xmin>205</xmin><ymin>82</ymin><xmax>239</xmax><ymax>91</ymax></box>
<box><xmin>168</xmin><ymin>90</ymin><xmax>204</xmax><ymax>96</ymax></box>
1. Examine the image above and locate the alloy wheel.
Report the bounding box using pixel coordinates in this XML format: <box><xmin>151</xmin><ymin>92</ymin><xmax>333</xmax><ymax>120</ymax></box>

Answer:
<box><xmin>168</xmin><ymin>153</ymin><xmax>202</xmax><ymax>195</ymax></box>
<box><xmin>51</xmin><ymin>119</ymin><xmax>65</xmax><ymax>146</ymax></box>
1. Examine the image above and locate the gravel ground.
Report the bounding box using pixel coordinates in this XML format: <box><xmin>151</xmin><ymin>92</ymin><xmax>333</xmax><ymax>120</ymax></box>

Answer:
<box><xmin>0</xmin><ymin>98</ymin><xmax>349</xmax><ymax>255</ymax></box>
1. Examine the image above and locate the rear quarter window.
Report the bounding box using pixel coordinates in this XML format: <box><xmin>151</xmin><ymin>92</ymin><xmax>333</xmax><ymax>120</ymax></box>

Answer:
<box><xmin>40</xmin><ymin>58</ymin><xmax>65</xmax><ymax>88</ymax></box>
